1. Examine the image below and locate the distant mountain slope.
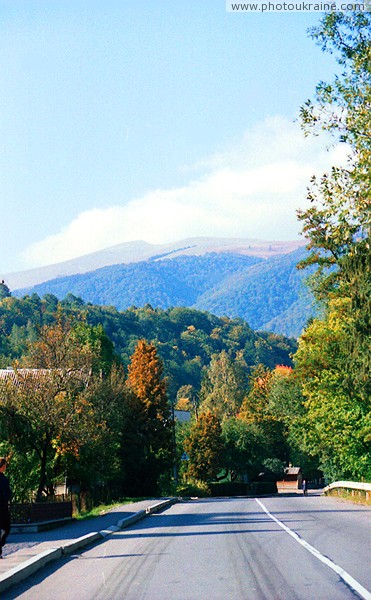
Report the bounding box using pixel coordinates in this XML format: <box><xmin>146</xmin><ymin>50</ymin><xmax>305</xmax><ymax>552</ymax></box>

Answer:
<box><xmin>18</xmin><ymin>253</ymin><xmax>262</xmax><ymax>309</ymax></box>
<box><xmin>195</xmin><ymin>248</ymin><xmax>314</xmax><ymax>334</ymax></box>
<box><xmin>17</xmin><ymin>248</ymin><xmax>314</xmax><ymax>337</ymax></box>
<box><xmin>3</xmin><ymin>236</ymin><xmax>306</xmax><ymax>290</ymax></box>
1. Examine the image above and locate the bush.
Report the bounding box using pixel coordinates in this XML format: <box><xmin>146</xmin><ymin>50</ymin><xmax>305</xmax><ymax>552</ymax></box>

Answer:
<box><xmin>176</xmin><ymin>480</ymin><xmax>211</xmax><ymax>497</ymax></box>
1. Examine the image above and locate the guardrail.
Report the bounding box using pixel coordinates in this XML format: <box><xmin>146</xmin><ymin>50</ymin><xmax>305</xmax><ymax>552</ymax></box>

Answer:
<box><xmin>323</xmin><ymin>481</ymin><xmax>371</xmax><ymax>500</ymax></box>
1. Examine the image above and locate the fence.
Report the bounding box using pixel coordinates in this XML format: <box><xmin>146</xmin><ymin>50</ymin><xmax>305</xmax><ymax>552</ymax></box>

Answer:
<box><xmin>11</xmin><ymin>500</ymin><xmax>73</xmax><ymax>524</ymax></box>
<box><xmin>323</xmin><ymin>481</ymin><xmax>371</xmax><ymax>501</ymax></box>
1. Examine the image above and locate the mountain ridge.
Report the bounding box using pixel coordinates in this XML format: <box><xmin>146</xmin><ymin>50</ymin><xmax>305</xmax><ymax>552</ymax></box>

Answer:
<box><xmin>3</xmin><ymin>236</ymin><xmax>306</xmax><ymax>291</ymax></box>
<box><xmin>14</xmin><ymin>244</ymin><xmax>314</xmax><ymax>338</ymax></box>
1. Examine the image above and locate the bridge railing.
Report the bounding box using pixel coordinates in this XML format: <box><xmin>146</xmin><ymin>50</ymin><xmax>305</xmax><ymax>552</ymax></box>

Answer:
<box><xmin>323</xmin><ymin>481</ymin><xmax>371</xmax><ymax>501</ymax></box>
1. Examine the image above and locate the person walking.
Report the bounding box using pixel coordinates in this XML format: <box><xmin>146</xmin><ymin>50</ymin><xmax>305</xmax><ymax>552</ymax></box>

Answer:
<box><xmin>302</xmin><ymin>478</ymin><xmax>308</xmax><ymax>496</ymax></box>
<box><xmin>0</xmin><ymin>457</ymin><xmax>12</xmax><ymax>558</ymax></box>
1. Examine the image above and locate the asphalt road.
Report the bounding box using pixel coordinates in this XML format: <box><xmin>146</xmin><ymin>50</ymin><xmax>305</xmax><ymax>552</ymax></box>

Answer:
<box><xmin>4</xmin><ymin>493</ymin><xmax>371</xmax><ymax>600</ymax></box>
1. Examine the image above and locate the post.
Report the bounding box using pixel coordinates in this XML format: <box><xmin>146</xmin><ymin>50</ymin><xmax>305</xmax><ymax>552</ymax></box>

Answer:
<box><xmin>171</xmin><ymin>400</ymin><xmax>178</xmax><ymax>487</ymax></box>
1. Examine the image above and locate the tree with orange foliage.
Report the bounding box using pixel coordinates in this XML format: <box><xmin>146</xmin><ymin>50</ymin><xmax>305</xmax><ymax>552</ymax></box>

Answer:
<box><xmin>126</xmin><ymin>339</ymin><xmax>172</xmax><ymax>493</ymax></box>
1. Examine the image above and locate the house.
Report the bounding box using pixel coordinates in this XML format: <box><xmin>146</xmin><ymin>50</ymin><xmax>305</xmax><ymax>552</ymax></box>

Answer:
<box><xmin>277</xmin><ymin>466</ymin><xmax>303</xmax><ymax>491</ymax></box>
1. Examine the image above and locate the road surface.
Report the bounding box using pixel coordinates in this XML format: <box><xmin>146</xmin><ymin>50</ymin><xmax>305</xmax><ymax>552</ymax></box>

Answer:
<box><xmin>4</xmin><ymin>493</ymin><xmax>371</xmax><ymax>600</ymax></box>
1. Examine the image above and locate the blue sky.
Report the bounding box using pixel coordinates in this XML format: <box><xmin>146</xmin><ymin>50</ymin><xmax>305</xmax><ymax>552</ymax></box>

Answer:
<box><xmin>0</xmin><ymin>1</ymin><xmax>345</xmax><ymax>275</ymax></box>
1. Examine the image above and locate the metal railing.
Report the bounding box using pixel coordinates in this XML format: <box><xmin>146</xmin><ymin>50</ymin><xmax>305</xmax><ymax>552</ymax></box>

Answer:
<box><xmin>323</xmin><ymin>481</ymin><xmax>371</xmax><ymax>500</ymax></box>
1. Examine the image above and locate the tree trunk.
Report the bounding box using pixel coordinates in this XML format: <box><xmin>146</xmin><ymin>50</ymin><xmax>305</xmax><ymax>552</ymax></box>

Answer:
<box><xmin>36</xmin><ymin>445</ymin><xmax>48</xmax><ymax>502</ymax></box>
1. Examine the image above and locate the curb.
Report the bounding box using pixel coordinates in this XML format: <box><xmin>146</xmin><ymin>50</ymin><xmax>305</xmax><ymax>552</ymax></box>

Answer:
<box><xmin>11</xmin><ymin>517</ymin><xmax>75</xmax><ymax>534</ymax></box>
<box><xmin>0</xmin><ymin>498</ymin><xmax>178</xmax><ymax>595</ymax></box>
<box><xmin>0</xmin><ymin>548</ymin><xmax>62</xmax><ymax>591</ymax></box>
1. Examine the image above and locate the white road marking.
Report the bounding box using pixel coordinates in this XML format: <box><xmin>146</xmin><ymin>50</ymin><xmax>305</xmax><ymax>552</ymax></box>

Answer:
<box><xmin>256</xmin><ymin>498</ymin><xmax>371</xmax><ymax>600</ymax></box>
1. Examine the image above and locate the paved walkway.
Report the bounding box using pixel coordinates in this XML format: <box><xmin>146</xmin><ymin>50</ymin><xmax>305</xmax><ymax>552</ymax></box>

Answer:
<box><xmin>0</xmin><ymin>498</ymin><xmax>177</xmax><ymax>594</ymax></box>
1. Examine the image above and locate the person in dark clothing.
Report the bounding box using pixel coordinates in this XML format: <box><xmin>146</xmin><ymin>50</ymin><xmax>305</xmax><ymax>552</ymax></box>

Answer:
<box><xmin>0</xmin><ymin>457</ymin><xmax>12</xmax><ymax>557</ymax></box>
<box><xmin>302</xmin><ymin>478</ymin><xmax>308</xmax><ymax>496</ymax></box>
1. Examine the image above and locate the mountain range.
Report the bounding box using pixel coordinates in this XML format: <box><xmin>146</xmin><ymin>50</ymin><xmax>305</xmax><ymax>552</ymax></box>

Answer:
<box><xmin>6</xmin><ymin>237</ymin><xmax>315</xmax><ymax>338</ymax></box>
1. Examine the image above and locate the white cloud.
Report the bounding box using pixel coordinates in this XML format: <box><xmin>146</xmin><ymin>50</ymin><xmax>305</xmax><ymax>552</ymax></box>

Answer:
<box><xmin>23</xmin><ymin>115</ymin><xmax>348</xmax><ymax>268</ymax></box>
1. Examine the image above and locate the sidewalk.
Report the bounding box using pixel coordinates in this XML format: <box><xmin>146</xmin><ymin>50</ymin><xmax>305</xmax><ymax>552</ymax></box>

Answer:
<box><xmin>0</xmin><ymin>497</ymin><xmax>178</xmax><ymax>594</ymax></box>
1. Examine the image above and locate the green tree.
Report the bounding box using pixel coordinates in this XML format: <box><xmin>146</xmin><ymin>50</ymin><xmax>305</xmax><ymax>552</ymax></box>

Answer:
<box><xmin>298</xmin><ymin>12</ymin><xmax>370</xmax><ymax>294</ymax></box>
<box><xmin>0</xmin><ymin>369</ymin><xmax>98</xmax><ymax>501</ymax></box>
<box><xmin>0</xmin><ymin>321</ymin><xmax>104</xmax><ymax>500</ymax></box>
<box><xmin>184</xmin><ymin>411</ymin><xmax>224</xmax><ymax>483</ymax></box>
<box><xmin>239</xmin><ymin>365</ymin><xmax>288</xmax><ymax>464</ymax></box>
<box><xmin>70</xmin><ymin>364</ymin><xmax>147</xmax><ymax>500</ymax></box>
<box><xmin>199</xmin><ymin>351</ymin><xmax>246</xmax><ymax>419</ymax></box>
<box><xmin>294</xmin><ymin>298</ymin><xmax>370</xmax><ymax>480</ymax></box>
<box><xmin>221</xmin><ymin>417</ymin><xmax>267</xmax><ymax>481</ymax></box>
<box><xmin>294</xmin><ymin>12</ymin><xmax>371</xmax><ymax>480</ymax></box>
<box><xmin>0</xmin><ymin>281</ymin><xmax>11</xmax><ymax>300</ymax></box>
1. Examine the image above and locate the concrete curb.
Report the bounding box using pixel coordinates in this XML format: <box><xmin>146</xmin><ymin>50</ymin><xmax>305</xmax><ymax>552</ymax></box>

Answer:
<box><xmin>0</xmin><ymin>498</ymin><xmax>177</xmax><ymax>595</ymax></box>
<box><xmin>61</xmin><ymin>532</ymin><xmax>102</xmax><ymax>555</ymax></box>
<box><xmin>0</xmin><ymin>548</ymin><xmax>62</xmax><ymax>592</ymax></box>
<box><xmin>12</xmin><ymin>517</ymin><xmax>75</xmax><ymax>534</ymax></box>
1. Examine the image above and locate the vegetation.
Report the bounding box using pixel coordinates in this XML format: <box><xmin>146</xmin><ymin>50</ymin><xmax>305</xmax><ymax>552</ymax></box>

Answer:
<box><xmin>294</xmin><ymin>11</ymin><xmax>371</xmax><ymax>481</ymax></box>
<box><xmin>0</xmin><ymin>294</ymin><xmax>296</xmax><ymax>398</ymax></box>
<box><xmin>0</xmin><ymin>293</ymin><xmax>297</xmax><ymax>501</ymax></box>
<box><xmin>17</xmin><ymin>249</ymin><xmax>314</xmax><ymax>338</ymax></box>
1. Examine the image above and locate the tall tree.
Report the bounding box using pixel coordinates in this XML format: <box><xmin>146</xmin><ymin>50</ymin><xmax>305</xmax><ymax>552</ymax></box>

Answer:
<box><xmin>126</xmin><ymin>339</ymin><xmax>172</xmax><ymax>493</ymax></box>
<box><xmin>199</xmin><ymin>351</ymin><xmax>246</xmax><ymax>419</ymax></box>
<box><xmin>294</xmin><ymin>298</ymin><xmax>370</xmax><ymax>480</ymax></box>
<box><xmin>298</xmin><ymin>12</ymin><xmax>370</xmax><ymax>293</ymax></box>
<box><xmin>239</xmin><ymin>365</ymin><xmax>287</xmax><ymax>463</ymax></box>
<box><xmin>71</xmin><ymin>364</ymin><xmax>148</xmax><ymax>499</ymax></box>
<box><xmin>295</xmin><ymin>12</ymin><xmax>371</xmax><ymax>480</ymax></box>
<box><xmin>184</xmin><ymin>411</ymin><xmax>224</xmax><ymax>483</ymax></box>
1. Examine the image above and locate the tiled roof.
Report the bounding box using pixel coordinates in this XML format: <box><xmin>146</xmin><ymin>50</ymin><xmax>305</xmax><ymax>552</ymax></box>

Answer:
<box><xmin>0</xmin><ymin>368</ymin><xmax>89</xmax><ymax>390</ymax></box>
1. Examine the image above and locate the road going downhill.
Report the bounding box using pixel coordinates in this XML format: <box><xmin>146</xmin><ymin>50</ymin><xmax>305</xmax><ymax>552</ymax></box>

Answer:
<box><xmin>3</xmin><ymin>493</ymin><xmax>370</xmax><ymax>600</ymax></box>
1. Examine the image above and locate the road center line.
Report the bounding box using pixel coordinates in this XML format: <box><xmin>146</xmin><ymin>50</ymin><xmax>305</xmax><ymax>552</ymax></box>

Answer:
<box><xmin>255</xmin><ymin>498</ymin><xmax>371</xmax><ymax>600</ymax></box>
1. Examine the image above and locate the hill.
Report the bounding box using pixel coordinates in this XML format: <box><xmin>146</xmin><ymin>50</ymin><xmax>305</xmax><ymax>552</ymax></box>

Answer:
<box><xmin>0</xmin><ymin>296</ymin><xmax>297</xmax><ymax>398</ymax></box>
<box><xmin>15</xmin><ymin>247</ymin><xmax>314</xmax><ymax>338</ymax></box>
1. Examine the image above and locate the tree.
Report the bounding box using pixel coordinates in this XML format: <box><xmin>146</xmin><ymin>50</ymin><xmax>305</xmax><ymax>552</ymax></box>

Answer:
<box><xmin>298</xmin><ymin>12</ymin><xmax>370</xmax><ymax>295</ymax></box>
<box><xmin>294</xmin><ymin>12</ymin><xmax>371</xmax><ymax>480</ymax></box>
<box><xmin>294</xmin><ymin>298</ymin><xmax>370</xmax><ymax>480</ymax></box>
<box><xmin>184</xmin><ymin>411</ymin><xmax>224</xmax><ymax>482</ymax></box>
<box><xmin>267</xmin><ymin>366</ymin><xmax>304</xmax><ymax>427</ymax></box>
<box><xmin>199</xmin><ymin>351</ymin><xmax>246</xmax><ymax>419</ymax></box>
<box><xmin>0</xmin><ymin>281</ymin><xmax>11</xmax><ymax>300</ymax></box>
<box><xmin>126</xmin><ymin>339</ymin><xmax>172</xmax><ymax>493</ymax></box>
<box><xmin>71</xmin><ymin>364</ymin><xmax>148</xmax><ymax>500</ymax></box>
<box><xmin>239</xmin><ymin>365</ymin><xmax>288</xmax><ymax>464</ymax></box>
<box><xmin>0</xmin><ymin>320</ymin><xmax>104</xmax><ymax>501</ymax></box>
<box><xmin>0</xmin><ymin>368</ymin><xmax>98</xmax><ymax>501</ymax></box>
<box><xmin>221</xmin><ymin>417</ymin><xmax>267</xmax><ymax>481</ymax></box>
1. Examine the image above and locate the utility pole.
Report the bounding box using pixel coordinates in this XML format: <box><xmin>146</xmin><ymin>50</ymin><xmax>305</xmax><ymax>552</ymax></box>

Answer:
<box><xmin>171</xmin><ymin>400</ymin><xmax>178</xmax><ymax>486</ymax></box>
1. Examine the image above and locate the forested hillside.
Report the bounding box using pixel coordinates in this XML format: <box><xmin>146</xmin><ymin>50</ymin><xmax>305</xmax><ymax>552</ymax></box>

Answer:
<box><xmin>16</xmin><ymin>249</ymin><xmax>314</xmax><ymax>337</ymax></box>
<box><xmin>0</xmin><ymin>289</ymin><xmax>296</xmax><ymax>398</ymax></box>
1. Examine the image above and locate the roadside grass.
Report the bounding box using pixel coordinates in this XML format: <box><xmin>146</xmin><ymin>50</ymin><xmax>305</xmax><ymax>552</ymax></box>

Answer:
<box><xmin>326</xmin><ymin>489</ymin><xmax>371</xmax><ymax>506</ymax></box>
<box><xmin>74</xmin><ymin>498</ymin><xmax>148</xmax><ymax>520</ymax></box>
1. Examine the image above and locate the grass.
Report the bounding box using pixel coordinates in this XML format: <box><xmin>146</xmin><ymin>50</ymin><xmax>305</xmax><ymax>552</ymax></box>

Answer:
<box><xmin>326</xmin><ymin>489</ymin><xmax>371</xmax><ymax>506</ymax></box>
<box><xmin>74</xmin><ymin>497</ymin><xmax>148</xmax><ymax>520</ymax></box>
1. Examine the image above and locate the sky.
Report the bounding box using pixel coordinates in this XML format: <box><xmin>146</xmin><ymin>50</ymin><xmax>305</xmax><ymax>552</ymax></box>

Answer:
<box><xmin>0</xmin><ymin>0</ymin><xmax>346</xmax><ymax>275</ymax></box>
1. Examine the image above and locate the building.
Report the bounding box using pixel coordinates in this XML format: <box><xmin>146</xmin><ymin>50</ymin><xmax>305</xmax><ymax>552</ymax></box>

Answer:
<box><xmin>277</xmin><ymin>466</ymin><xmax>303</xmax><ymax>491</ymax></box>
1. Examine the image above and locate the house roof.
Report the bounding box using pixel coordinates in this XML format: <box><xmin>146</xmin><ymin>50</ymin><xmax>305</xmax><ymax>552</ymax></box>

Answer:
<box><xmin>0</xmin><ymin>368</ymin><xmax>51</xmax><ymax>384</ymax></box>
<box><xmin>0</xmin><ymin>368</ymin><xmax>89</xmax><ymax>390</ymax></box>
<box><xmin>284</xmin><ymin>467</ymin><xmax>302</xmax><ymax>475</ymax></box>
